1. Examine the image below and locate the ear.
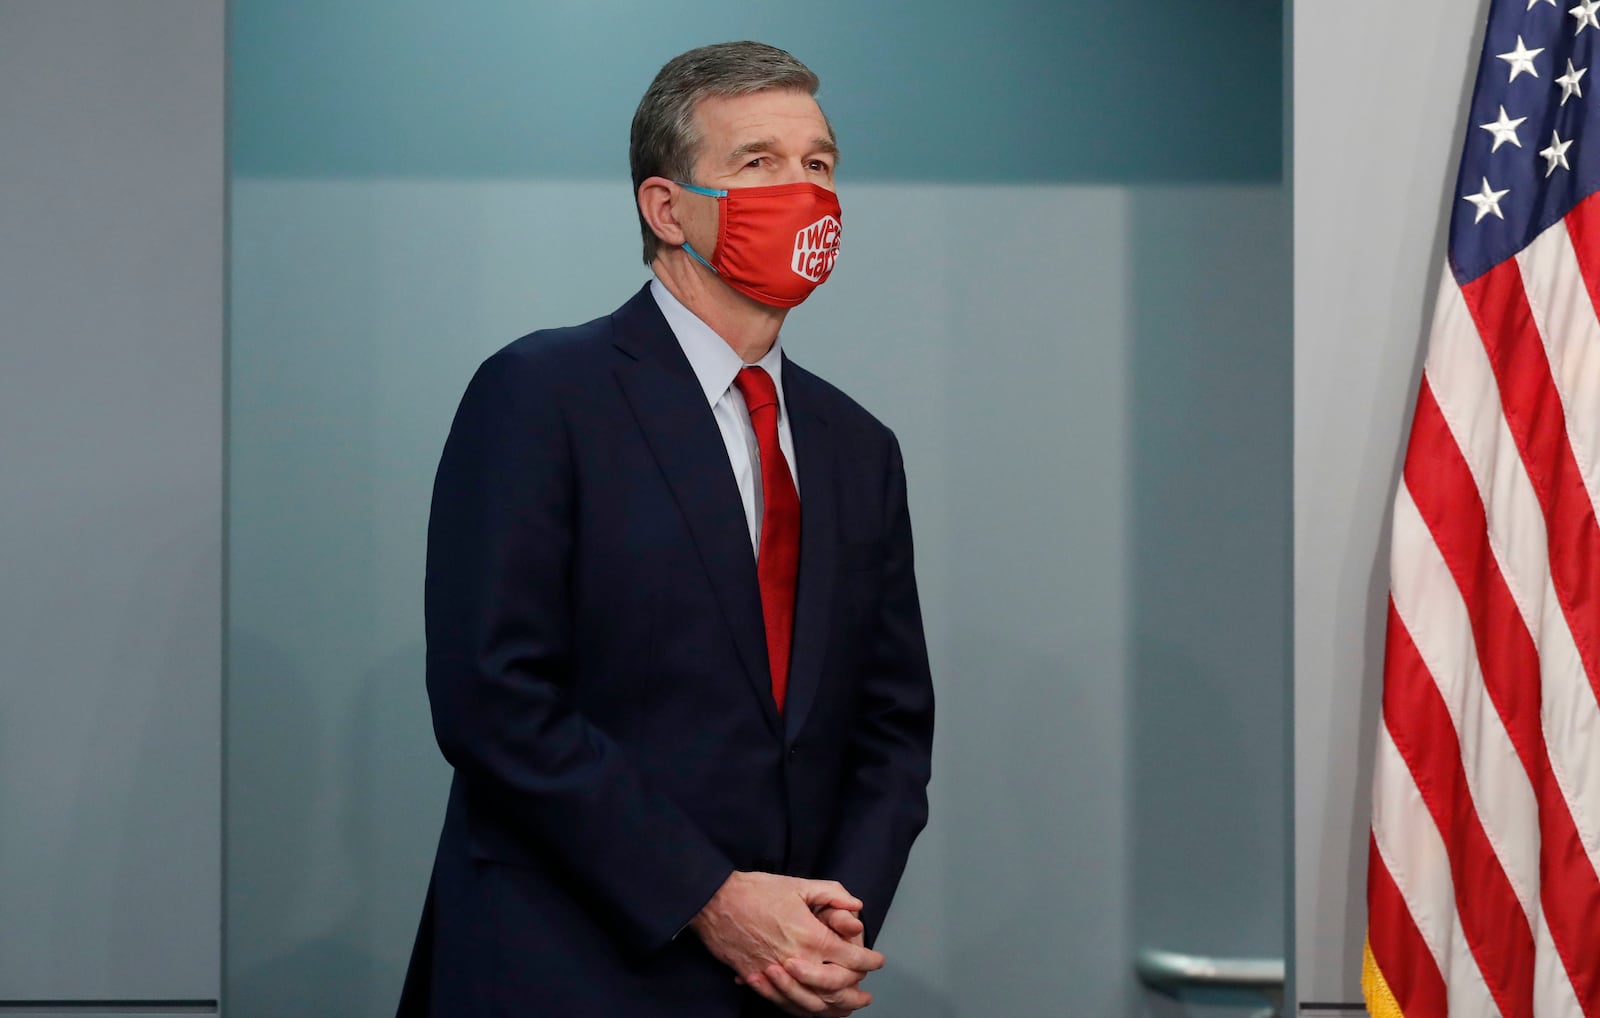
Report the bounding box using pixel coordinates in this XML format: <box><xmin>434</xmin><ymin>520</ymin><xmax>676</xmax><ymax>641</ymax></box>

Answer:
<box><xmin>637</xmin><ymin>176</ymin><xmax>685</xmax><ymax>248</ymax></box>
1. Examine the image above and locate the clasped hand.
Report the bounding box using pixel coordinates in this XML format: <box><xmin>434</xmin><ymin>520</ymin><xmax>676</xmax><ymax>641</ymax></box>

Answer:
<box><xmin>690</xmin><ymin>870</ymin><xmax>883</xmax><ymax>1016</ymax></box>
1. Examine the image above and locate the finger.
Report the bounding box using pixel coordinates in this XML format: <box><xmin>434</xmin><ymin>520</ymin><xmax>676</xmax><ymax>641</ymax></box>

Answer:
<box><xmin>821</xmin><ymin>909</ymin><xmax>865</xmax><ymax>941</ymax></box>
<box><xmin>744</xmin><ymin>971</ymin><xmax>810</xmax><ymax>1017</ymax></box>
<box><xmin>800</xmin><ymin>880</ymin><xmax>864</xmax><ymax>913</ymax></box>
<box><xmin>818</xmin><ymin>938</ymin><xmax>884</xmax><ymax>973</ymax></box>
<box><xmin>758</xmin><ymin>964</ymin><xmax>832</xmax><ymax>1015</ymax></box>
<box><xmin>766</xmin><ymin>962</ymin><xmax>869</xmax><ymax>1016</ymax></box>
<box><xmin>783</xmin><ymin>956</ymin><xmax>867</xmax><ymax>993</ymax></box>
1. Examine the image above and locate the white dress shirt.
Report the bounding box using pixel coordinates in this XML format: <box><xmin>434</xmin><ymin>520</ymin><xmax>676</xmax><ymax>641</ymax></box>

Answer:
<box><xmin>650</xmin><ymin>278</ymin><xmax>799</xmax><ymax>554</ymax></box>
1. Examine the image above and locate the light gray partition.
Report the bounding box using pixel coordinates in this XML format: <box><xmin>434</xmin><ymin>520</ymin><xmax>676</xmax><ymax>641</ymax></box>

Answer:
<box><xmin>0</xmin><ymin>0</ymin><xmax>224</xmax><ymax>1006</ymax></box>
<box><xmin>1292</xmin><ymin>0</ymin><xmax>1485</xmax><ymax>1007</ymax></box>
<box><xmin>1</xmin><ymin>1013</ymin><xmax>213</xmax><ymax>1018</ymax></box>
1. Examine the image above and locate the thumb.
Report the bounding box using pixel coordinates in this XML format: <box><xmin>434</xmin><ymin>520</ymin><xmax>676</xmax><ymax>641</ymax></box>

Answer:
<box><xmin>800</xmin><ymin>879</ymin><xmax>863</xmax><ymax>913</ymax></box>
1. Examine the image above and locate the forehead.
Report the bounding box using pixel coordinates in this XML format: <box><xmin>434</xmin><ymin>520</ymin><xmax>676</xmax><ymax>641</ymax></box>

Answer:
<box><xmin>691</xmin><ymin>89</ymin><xmax>832</xmax><ymax>151</ymax></box>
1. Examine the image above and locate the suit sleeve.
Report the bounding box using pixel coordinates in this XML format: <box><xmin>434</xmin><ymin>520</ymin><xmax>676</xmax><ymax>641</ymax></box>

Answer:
<box><xmin>423</xmin><ymin>347</ymin><xmax>733</xmax><ymax>956</ymax></box>
<box><xmin>817</xmin><ymin>433</ymin><xmax>936</xmax><ymax>946</ymax></box>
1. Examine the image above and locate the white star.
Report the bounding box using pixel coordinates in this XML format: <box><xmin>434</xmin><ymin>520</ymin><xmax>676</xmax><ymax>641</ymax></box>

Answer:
<box><xmin>1532</xmin><ymin>0</ymin><xmax>1558</xmax><ymax>7</ymax></box>
<box><xmin>1541</xmin><ymin>130</ymin><xmax>1574</xmax><ymax>175</ymax></box>
<box><xmin>1558</xmin><ymin>59</ymin><xmax>1588</xmax><ymax>104</ymax></box>
<box><xmin>1464</xmin><ymin>177</ymin><xmax>1510</xmax><ymax>224</ymax></box>
<box><xmin>1480</xmin><ymin>105</ymin><xmax>1528</xmax><ymax>150</ymax></box>
<box><xmin>1498</xmin><ymin>36</ymin><xmax>1545</xmax><ymax>81</ymax></box>
<box><xmin>1573</xmin><ymin>0</ymin><xmax>1600</xmax><ymax>33</ymax></box>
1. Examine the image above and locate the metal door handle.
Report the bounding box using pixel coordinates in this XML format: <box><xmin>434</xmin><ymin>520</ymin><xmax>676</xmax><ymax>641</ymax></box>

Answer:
<box><xmin>1135</xmin><ymin>948</ymin><xmax>1284</xmax><ymax>990</ymax></box>
<box><xmin>1135</xmin><ymin>948</ymin><xmax>1285</xmax><ymax>1018</ymax></box>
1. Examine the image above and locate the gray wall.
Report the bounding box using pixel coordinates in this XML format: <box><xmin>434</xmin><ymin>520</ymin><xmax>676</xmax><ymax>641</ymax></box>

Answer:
<box><xmin>1292</xmin><ymin>0</ymin><xmax>1486</xmax><ymax>1007</ymax></box>
<box><xmin>0</xmin><ymin>4</ymin><xmax>1296</xmax><ymax>1016</ymax></box>
<box><xmin>0</xmin><ymin>0</ymin><xmax>223</xmax><ymax>1009</ymax></box>
<box><xmin>0</xmin><ymin>3</ymin><xmax>1303</xmax><ymax>1016</ymax></box>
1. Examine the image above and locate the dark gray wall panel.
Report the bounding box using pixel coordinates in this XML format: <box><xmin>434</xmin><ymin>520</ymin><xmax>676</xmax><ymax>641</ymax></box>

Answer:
<box><xmin>0</xmin><ymin>0</ymin><xmax>223</xmax><ymax>1001</ymax></box>
<box><xmin>1129</xmin><ymin>185</ymin><xmax>1291</xmax><ymax>976</ymax></box>
<box><xmin>228</xmin><ymin>176</ymin><xmax>1291</xmax><ymax>1018</ymax></box>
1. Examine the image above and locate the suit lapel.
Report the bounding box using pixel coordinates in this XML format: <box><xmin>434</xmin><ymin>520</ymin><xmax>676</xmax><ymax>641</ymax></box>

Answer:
<box><xmin>783</xmin><ymin>363</ymin><xmax>836</xmax><ymax>745</ymax></box>
<box><xmin>610</xmin><ymin>288</ymin><xmax>781</xmax><ymax>736</ymax></box>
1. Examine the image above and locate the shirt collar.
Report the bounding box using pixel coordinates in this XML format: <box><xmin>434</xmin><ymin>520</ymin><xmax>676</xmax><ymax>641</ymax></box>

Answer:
<box><xmin>650</xmin><ymin>277</ymin><xmax>788</xmax><ymax>415</ymax></box>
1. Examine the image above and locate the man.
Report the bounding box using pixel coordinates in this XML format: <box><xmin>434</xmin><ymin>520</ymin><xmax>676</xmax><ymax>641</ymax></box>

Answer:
<box><xmin>398</xmin><ymin>41</ymin><xmax>934</xmax><ymax>1018</ymax></box>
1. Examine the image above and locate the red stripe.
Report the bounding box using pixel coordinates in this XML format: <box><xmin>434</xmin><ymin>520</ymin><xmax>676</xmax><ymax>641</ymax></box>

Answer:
<box><xmin>1404</xmin><ymin>379</ymin><xmax>1600</xmax><ymax>1015</ymax></box>
<box><xmin>1461</xmin><ymin>262</ymin><xmax>1600</xmax><ymax>711</ymax></box>
<box><xmin>1369</xmin><ymin>831</ymin><xmax>1449</xmax><ymax>1018</ymax></box>
<box><xmin>1559</xmin><ymin>190</ymin><xmax>1600</xmax><ymax>328</ymax></box>
<box><xmin>1383</xmin><ymin>599</ymin><xmax>1534</xmax><ymax>1018</ymax></box>
<box><xmin>1403</xmin><ymin>381</ymin><xmax>1545</xmax><ymax>780</ymax></box>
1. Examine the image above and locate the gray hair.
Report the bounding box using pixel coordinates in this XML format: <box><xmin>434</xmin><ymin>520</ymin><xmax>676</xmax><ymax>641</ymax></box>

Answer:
<box><xmin>630</xmin><ymin>41</ymin><xmax>827</xmax><ymax>265</ymax></box>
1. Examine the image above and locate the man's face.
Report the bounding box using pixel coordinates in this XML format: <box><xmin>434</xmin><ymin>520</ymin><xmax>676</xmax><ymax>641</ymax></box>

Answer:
<box><xmin>675</xmin><ymin>89</ymin><xmax>837</xmax><ymax>260</ymax></box>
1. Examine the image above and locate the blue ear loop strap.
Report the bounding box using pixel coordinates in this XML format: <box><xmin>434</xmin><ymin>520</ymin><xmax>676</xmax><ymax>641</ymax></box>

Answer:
<box><xmin>675</xmin><ymin>181</ymin><xmax>725</xmax><ymax>273</ymax></box>
<box><xmin>676</xmin><ymin>181</ymin><xmax>728</xmax><ymax>197</ymax></box>
<box><xmin>682</xmin><ymin>242</ymin><xmax>717</xmax><ymax>273</ymax></box>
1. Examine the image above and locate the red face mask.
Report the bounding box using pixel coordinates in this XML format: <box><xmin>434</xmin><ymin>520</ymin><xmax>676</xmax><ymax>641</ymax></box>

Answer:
<box><xmin>678</xmin><ymin>181</ymin><xmax>842</xmax><ymax>308</ymax></box>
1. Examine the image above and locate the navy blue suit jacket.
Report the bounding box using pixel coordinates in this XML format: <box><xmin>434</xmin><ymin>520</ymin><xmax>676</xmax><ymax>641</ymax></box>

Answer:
<box><xmin>398</xmin><ymin>284</ymin><xmax>934</xmax><ymax>1017</ymax></box>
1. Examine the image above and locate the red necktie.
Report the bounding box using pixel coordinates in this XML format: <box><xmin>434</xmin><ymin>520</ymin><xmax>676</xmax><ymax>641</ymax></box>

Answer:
<box><xmin>733</xmin><ymin>366</ymin><xmax>800</xmax><ymax>712</ymax></box>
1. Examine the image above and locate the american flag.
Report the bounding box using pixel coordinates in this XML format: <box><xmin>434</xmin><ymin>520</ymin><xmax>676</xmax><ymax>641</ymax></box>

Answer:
<box><xmin>1364</xmin><ymin>2</ymin><xmax>1600</xmax><ymax>1017</ymax></box>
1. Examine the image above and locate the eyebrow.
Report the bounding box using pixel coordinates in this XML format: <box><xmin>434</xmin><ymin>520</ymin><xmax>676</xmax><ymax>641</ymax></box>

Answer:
<box><xmin>726</xmin><ymin>136</ymin><xmax>842</xmax><ymax>164</ymax></box>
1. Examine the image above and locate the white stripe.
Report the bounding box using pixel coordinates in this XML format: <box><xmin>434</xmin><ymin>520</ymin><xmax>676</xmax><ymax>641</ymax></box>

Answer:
<box><xmin>1372</xmin><ymin>719</ymin><xmax>1500</xmax><ymax>1018</ymax></box>
<box><xmin>1424</xmin><ymin>270</ymin><xmax>1600</xmax><ymax>889</ymax></box>
<box><xmin>1389</xmin><ymin>480</ymin><xmax>1540</xmax><ymax>926</ymax></box>
<box><xmin>1517</xmin><ymin>220</ymin><xmax>1600</xmax><ymax>532</ymax></box>
<box><xmin>1534</xmin><ymin>903</ymin><xmax>1585</xmax><ymax>1018</ymax></box>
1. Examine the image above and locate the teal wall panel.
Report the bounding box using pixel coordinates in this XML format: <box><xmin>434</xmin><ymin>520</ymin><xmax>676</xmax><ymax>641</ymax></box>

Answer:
<box><xmin>231</xmin><ymin>0</ymin><xmax>1282</xmax><ymax>183</ymax></box>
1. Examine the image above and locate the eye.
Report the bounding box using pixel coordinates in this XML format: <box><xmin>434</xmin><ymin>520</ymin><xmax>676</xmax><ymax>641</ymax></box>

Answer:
<box><xmin>808</xmin><ymin>159</ymin><xmax>834</xmax><ymax>173</ymax></box>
